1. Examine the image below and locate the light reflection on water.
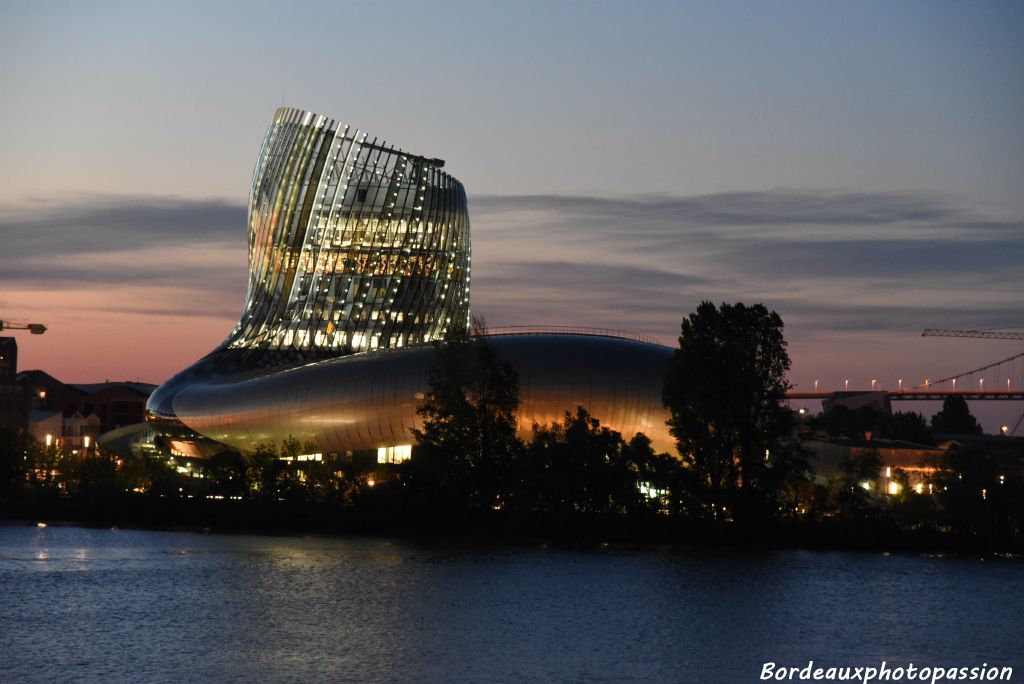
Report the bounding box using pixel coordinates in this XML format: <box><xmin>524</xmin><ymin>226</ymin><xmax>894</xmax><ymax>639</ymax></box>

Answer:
<box><xmin>1</xmin><ymin>523</ymin><xmax>1022</xmax><ymax>683</ymax></box>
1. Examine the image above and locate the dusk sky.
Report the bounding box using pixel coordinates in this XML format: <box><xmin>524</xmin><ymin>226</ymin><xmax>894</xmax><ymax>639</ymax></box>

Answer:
<box><xmin>1</xmin><ymin>0</ymin><xmax>1022</xmax><ymax>430</ymax></box>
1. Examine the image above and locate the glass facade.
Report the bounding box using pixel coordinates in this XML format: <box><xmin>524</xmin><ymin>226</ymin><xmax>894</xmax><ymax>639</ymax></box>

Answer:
<box><xmin>227</xmin><ymin>108</ymin><xmax>470</xmax><ymax>353</ymax></box>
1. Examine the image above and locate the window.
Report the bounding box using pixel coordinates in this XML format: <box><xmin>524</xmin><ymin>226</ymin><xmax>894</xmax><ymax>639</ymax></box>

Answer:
<box><xmin>376</xmin><ymin>444</ymin><xmax>412</xmax><ymax>464</ymax></box>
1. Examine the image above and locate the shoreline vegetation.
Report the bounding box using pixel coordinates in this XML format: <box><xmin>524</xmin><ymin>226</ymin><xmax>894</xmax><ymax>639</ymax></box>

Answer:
<box><xmin>2</xmin><ymin>304</ymin><xmax>1022</xmax><ymax>556</ymax></box>
<box><xmin>3</xmin><ymin>494</ymin><xmax>1023</xmax><ymax>559</ymax></box>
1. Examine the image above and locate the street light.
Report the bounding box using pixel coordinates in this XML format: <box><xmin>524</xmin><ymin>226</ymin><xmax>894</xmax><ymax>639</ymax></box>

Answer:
<box><xmin>1002</xmin><ymin>426</ymin><xmax>1010</xmax><ymax>436</ymax></box>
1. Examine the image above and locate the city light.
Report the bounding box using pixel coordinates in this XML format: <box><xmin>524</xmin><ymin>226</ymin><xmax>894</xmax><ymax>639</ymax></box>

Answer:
<box><xmin>45</xmin><ymin>434</ymin><xmax>52</xmax><ymax>447</ymax></box>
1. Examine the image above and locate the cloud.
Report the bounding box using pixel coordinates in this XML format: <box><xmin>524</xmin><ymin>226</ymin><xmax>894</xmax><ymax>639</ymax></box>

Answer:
<box><xmin>472</xmin><ymin>191</ymin><xmax>1024</xmax><ymax>254</ymax></box>
<box><xmin>469</xmin><ymin>190</ymin><xmax>1024</xmax><ymax>338</ymax></box>
<box><xmin>2</xmin><ymin>190</ymin><xmax>1020</xmax><ymax>344</ymax></box>
<box><xmin>473</xmin><ymin>190</ymin><xmax>974</xmax><ymax>228</ymax></box>
<box><xmin>1</xmin><ymin>195</ymin><xmax>246</xmax><ymax>260</ymax></box>
<box><xmin>0</xmin><ymin>197</ymin><xmax>248</xmax><ymax>327</ymax></box>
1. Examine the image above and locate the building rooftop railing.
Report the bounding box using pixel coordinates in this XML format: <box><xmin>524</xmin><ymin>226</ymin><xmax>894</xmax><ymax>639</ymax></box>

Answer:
<box><xmin>482</xmin><ymin>325</ymin><xmax>666</xmax><ymax>346</ymax></box>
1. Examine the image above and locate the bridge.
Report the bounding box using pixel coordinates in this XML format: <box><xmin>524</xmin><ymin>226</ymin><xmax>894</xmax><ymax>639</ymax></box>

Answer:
<box><xmin>786</xmin><ymin>334</ymin><xmax>1024</xmax><ymax>434</ymax></box>
<box><xmin>789</xmin><ymin>345</ymin><xmax>1024</xmax><ymax>402</ymax></box>
<box><xmin>787</xmin><ymin>390</ymin><xmax>1024</xmax><ymax>401</ymax></box>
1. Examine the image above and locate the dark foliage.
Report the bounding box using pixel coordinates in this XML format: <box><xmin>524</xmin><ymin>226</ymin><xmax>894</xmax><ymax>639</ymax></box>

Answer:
<box><xmin>408</xmin><ymin>319</ymin><xmax>525</xmax><ymax>512</ymax></box>
<box><xmin>931</xmin><ymin>396</ymin><xmax>983</xmax><ymax>435</ymax></box>
<box><xmin>662</xmin><ymin>301</ymin><xmax>808</xmax><ymax>522</ymax></box>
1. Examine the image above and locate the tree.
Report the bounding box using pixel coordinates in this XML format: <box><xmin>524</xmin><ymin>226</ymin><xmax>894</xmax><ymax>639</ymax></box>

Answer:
<box><xmin>524</xmin><ymin>407</ymin><xmax>638</xmax><ymax>516</ymax></box>
<box><xmin>833</xmin><ymin>448</ymin><xmax>883</xmax><ymax>523</ymax></box>
<box><xmin>410</xmin><ymin>318</ymin><xmax>524</xmax><ymax>511</ymax></box>
<box><xmin>884</xmin><ymin>411</ymin><xmax>932</xmax><ymax>444</ymax></box>
<box><xmin>662</xmin><ymin>302</ymin><xmax>806</xmax><ymax>522</ymax></box>
<box><xmin>931</xmin><ymin>396</ymin><xmax>983</xmax><ymax>435</ymax></box>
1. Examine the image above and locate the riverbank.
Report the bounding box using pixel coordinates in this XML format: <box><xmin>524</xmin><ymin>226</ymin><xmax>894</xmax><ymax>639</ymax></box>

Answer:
<box><xmin>4</xmin><ymin>490</ymin><xmax>1021</xmax><ymax>557</ymax></box>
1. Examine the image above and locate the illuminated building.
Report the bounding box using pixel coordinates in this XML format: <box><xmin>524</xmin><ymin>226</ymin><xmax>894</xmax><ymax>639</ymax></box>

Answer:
<box><xmin>142</xmin><ymin>107</ymin><xmax>673</xmax><ymax>458</ymax></box>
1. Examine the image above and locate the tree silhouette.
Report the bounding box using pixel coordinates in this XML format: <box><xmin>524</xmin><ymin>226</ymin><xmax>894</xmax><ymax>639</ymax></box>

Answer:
<box><xmin>931</xmin><ymin>395</ymin><xmax>983</xmax><ymax>435</ymax></box>
<box><xmin>411</xmin><ymin>318</ymin><xmax>523</xmax><ymax>511</ymax></box>
<box><xmin>662</xmin><ymin>301</ymin><xmax>806</xmax><ymax>522</ymax></box>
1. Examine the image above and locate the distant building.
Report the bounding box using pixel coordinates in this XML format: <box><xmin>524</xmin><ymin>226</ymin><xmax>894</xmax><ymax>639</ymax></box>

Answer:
<box><xmin>821</xmin><ymin>391</ymin><xmax>891</xmax><ymax>414</ymax></box>
<box><xmin>805</xmin><ymin>436</ymin><xmax>946</xmax><ymax>494</ymax></box>
<box><xmin>12</xmin><ymin>369</ymin><xmax>155</xmax><ymax>448</ymax></box>
<box><xmin>0</xmin><ymin>337</ymin><xmax>27</xmax><ymax>432</ymax></box>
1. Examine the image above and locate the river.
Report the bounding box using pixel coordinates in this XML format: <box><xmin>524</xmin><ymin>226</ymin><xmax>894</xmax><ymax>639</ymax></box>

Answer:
<box><xmin>1</xmin><ymin>523</ymin><xmax>1021</xmax><ymax>683</ymax></box>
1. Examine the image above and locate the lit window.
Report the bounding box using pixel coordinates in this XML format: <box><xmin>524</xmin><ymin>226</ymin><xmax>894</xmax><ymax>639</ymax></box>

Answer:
<box><xmin>377</xmin><ymin>444</ymin><xmax>412</xmax><ymax>464</ymax></box>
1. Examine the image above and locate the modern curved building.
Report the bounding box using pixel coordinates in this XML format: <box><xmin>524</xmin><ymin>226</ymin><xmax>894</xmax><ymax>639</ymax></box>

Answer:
<box><xmin>144</xmin><ymin>107</ymin><xmax>674</xmax><ymax>458</ymax></box>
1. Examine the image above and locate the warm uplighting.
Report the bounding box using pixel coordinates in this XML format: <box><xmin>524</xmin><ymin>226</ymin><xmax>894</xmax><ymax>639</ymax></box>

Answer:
<box><xmin>884</xmin><ymin>466</ymin><xmax>892</xmax><ymax>478</ymax></box>
<box><xmin>83</xmin><ymin>436</ymin><xmax>91</xmax><ymax>449</ymax></box>
<box><xmin>887</xmin><ymin>481</ymin><xmax>901</xmax><ymax>496</ymax></box>
<box><xmin>860</xmin><ymin>481</ymin><xmax>872</xmax><ymax>491</ymax></box>
<box><xmin>914</xmin><ymin>483</ymin><xmax>924</xmax><ymax>494</ymax></box>
<box><xmin>38</xmin><ymin>390</ymin><xmax>46</xmax><ymax>399</ymax></box>
<box><xmin>45</xmin><ymin>434</ymin><xmax>52</xmax><ymax>447</ymax></box>
<box><xmin>366</xmin><ymin>477</ymin><xmax>376</xmax><ymax>488</ymax></box>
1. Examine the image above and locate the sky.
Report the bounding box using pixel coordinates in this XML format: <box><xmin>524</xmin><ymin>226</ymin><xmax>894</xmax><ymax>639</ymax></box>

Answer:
<box><xmin>1</xmin><ymin>0</ymin><xmax>1022</xmax><ymax>431</ymax></box>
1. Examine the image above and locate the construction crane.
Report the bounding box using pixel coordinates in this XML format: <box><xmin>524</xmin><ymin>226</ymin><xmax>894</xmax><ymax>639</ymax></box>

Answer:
<box><xmin>922</xmin><ymin>328</ymin><xmax>1024</xmax><ymax>341</ymax></box>
<box><xmin>0</xmin><ymin>320</ymin><xmax>47</xmax><ymax>335</ymax></box>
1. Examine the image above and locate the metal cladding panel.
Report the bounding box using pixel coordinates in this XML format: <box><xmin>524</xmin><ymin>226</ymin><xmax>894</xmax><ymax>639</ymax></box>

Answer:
<box><xmin>169</xmin><ymin>335</ymin><xmax>674</xmax><ymax>454</ymax></box>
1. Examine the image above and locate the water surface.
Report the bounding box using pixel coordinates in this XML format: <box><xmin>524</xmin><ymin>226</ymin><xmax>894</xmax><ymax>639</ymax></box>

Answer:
<box><xmin>1</xmin><ymin>524</ymin><xmax>1021</xmax><ymax>682</ymax></box>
